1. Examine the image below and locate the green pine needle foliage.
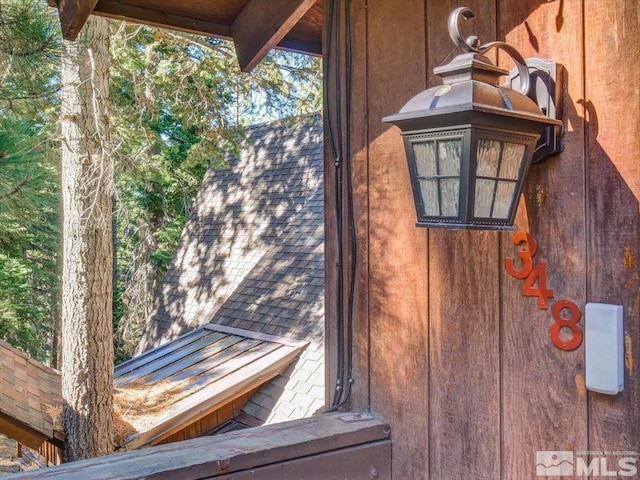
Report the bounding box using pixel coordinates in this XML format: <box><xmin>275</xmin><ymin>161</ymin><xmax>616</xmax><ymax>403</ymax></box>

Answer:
<box><xmin>0</xmin><ymin>0</ymin><xmax>61</xmax><ymax>361</ymax></box>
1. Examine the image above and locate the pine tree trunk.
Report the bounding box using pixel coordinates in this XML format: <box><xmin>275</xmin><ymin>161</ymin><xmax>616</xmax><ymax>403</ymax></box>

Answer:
<box><xmin>60</xmin><ymin>16</ymin><xmax>114</xmax><ymax>461</ymax></box>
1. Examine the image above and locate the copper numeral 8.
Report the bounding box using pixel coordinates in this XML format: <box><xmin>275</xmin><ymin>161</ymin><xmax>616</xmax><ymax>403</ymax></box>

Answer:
<box><xmin>550</xmin><ymin>300</ymin><xmax>583</xmax><ymax>351</ymax></box>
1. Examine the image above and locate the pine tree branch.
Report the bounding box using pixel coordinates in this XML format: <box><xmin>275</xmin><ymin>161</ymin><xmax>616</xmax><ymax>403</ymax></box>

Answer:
<box><xmin>0</xmin><ymin>35</ymin><xmax>55</xmax><ymax>58</ymax></box>
<box><xmin>0</xmin><ymin>85</ymin><xmax>61</xmax><ymax>101</ymax></box>
<box><xmin>0</xmin><ymin>177</ymin><xmax>31</xmax><ymax>200</ymax></box>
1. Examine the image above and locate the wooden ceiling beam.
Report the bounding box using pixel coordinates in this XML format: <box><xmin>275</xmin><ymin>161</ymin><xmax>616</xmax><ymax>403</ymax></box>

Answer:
<box><xmin>231</xmin><ymin>0</ymin><xmax>316</xmax><ymax>72</ymax></box>
<box><xmin>91</xmin><ymin>0</ymin><xmax>233</xmax><ymax>39</ymax></box>
<box><xmin>277</xmin><ymin>37</ymin><xmax>322</xmax><ymax>57</ymax></box>
<box><xmin>55</xmin><ymin>0</ymin><xmax>99</xmax><ymax>40</ymax></box>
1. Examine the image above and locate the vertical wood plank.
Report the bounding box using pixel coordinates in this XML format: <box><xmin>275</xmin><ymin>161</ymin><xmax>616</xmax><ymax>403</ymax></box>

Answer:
<box><xmin>585</xmin><ymin>0</ymin><xmax>640</xmax><ymax>461</ymax></box>
<box><xmin>185</xmin><ymin>421</ymin><xmax>202</xmax><ymax>441</ymax></box>
<box><xmin>428</xmin><ymin>229</ymin><xmax>501</xmax><ymax>480</ymax></box>
<box><xmin>366</xmin><ymin>0</ymin><xmax>429</xmax><ymax>477</ymax></box>
<box><xmin>323</xmin><ymin>0</ymin><xmax>341</xmax><ymax>409</ymax></box>
<box><xmin>499</xmin><ymin>0</ymin><xmax>589</xmax><ymax>477</ymax></box>
<box><xmin>199</xmin><ymin>411</ymin><xmax>220</xmax><ymax>435</ymax></box>
<box><xmin>425</xmin><ymin>3</ymin><xmax>501</xmax><ymax>479</ymax></box>
<box><xmin>216</xmin><ymin>402</ymin><xmax>235</xmax><ymax>425</ymax></box>
<box><xmin>324</xmin><ymin>0</ymin><xmax>369</xmax><ymax>413</ymax></box>
<box><xmin>347</xmin><ymin>0</ymin><xmax>371</xmax><ymax>414</ymax></box>
<box><xmin>166</xmin><ymin>429</ymin><xmax>186</xmax><ymax>443</ymax></box>
<box><xmin>325</xmin><ymin>0</ymin><xmax>362</xmax><ymax>412</ymax></box>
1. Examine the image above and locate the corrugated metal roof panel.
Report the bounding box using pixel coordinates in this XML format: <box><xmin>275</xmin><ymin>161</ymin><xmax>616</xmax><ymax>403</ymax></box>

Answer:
<box><xmin>116</xmin><ymin>323</ymin><xmax>306</xmax><ymax>448</ymax></box>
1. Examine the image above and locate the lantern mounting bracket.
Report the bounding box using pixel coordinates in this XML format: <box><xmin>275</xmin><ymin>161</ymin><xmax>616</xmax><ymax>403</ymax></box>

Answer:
<box><xmin>507</xmin><ymin>58</ymin><xmax>564</xmax><ymax>164</ymax></box>
<box><xmin>450</xmin><ymin>6</ymin><xmax>564</xmax><ymax>164</ymax></box>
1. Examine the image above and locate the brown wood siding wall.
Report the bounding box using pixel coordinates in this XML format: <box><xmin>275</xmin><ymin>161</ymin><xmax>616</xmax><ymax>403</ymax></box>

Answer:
<box><xmin>156</xmin><ymin>390</ymin><xmax>257</xmax><ymax>445</ymax></box>
<box><xmin>324</xmin><ymin>0</ymin><xmax>640</xmax><ymax>478</ymax></box>
<box><xmin>584</xmin><ymin>0</ymin><xmax>640</xmax><ymax>462</ymax></box>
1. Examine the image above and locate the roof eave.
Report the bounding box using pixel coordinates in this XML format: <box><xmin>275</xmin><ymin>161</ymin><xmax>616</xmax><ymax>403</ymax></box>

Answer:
<box><xmin>0</xmin><ymin>412</ymin><xmax>61</xmax><ymax>451</ymax></box>
<box><xmin>49</xmin><ymin>0</ymin><xmax>321</xmax><ymax>72</ymax></box>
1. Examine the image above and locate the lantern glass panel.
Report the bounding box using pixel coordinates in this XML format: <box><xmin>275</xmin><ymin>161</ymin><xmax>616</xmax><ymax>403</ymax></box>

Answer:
<box><xmin>411</xmin><ymin>137</ymin><xmax>462</xmax><ymax>218</ymax></box>
<box><xmin>493</xmin><ymin>181</ymin><xmax>517</xmax><ymax>218</ymax></box>
<box><xmin>475</xmin><ymin>178</ymin><xmax>495</xmax><ymax>217</ymax></box>
<box><xmin>441</xmin><ymin>178</ymin><xmax>460</xmax><ymax>216</ymax></box>
<box><xmin>500</xmin><ymin>143</ymin><xmax>525</xmax><ymax>179</ymax></box>
<box><xmin>477</xmin><ymin>139</ymin><xmax>502</xmax><ymax>177</ymax></box>
<box><xmin>419</xmin><ymin>179</ymin><xmax>440</xmax><ymax>216</ymax></box>
<box><xmin>413</xmin><ymin>142</ymin><xmax>437</xmax><ymax>176</ymax></box>
<box><xmin>474</xmin><ymin>138</ymin><xmax>528</xmax><ymax>219</ymax></box>
<box><xmin>438</xmin><ymin>140</ymin><xmax>461</xmax><ymax>176</ymax></box>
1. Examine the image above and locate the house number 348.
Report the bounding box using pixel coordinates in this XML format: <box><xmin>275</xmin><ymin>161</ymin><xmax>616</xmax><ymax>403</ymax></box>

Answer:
<box><xmin>505</xmin><ymin>232</ymin><xmax>583</xmax><ymax>351</ymax></box>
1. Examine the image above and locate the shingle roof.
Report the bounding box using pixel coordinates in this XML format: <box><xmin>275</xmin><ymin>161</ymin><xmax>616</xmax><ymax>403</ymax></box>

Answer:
<box><xmin>138</xmin><ymin>114</ymin><xmax>325</xmax><ymax>424</ymax></box>
<box><xmin>115</xmin><ymin>323</ymin><xmax>307</xmax><ymax>449</ymax></box>
<box><xmin>0</xmin><ymin>341</ymin><xmax>62</xmax><ymax>450</ymax></box>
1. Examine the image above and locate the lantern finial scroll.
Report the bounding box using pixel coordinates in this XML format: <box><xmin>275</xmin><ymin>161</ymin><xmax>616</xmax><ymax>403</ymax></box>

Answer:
<box><xmin>382</xmin><ymin>7</ymin><xmax>563</xmax><ymax>231</ymax></box>
<box><xmin>447</xmin><ymin>7</ymin><xmax>530</xmax><ymax>95</ymax></box>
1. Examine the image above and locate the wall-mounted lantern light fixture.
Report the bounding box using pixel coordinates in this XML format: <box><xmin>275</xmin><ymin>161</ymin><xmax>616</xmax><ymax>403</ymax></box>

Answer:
<box><xmin>383</xmin><ymin>7</ymin><xmax>563</xmax><ymax>230</ymax></box>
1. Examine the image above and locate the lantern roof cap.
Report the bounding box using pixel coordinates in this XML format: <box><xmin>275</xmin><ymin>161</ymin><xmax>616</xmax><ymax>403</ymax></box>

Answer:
<box><xmin>382</xmin><ymin>51</ymin><xmax>561</xmax><ymax>133</ymax></box>
<box><xmin>435</xmin><ymin>52</ymin><xmax>508</xmax><ymax>85</ymax></box>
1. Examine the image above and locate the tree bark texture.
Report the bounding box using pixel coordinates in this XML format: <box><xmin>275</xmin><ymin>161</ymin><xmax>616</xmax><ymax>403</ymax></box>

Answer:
<box><xmin>60</xmin><ymin>15</ymin><xmax>114</xmax><ymax>461</ymax></box>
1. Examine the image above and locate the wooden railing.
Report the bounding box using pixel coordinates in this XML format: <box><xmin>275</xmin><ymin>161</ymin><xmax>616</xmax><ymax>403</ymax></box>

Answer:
<box><xmin>18</xmin><ymin>440</ymin><xmax>63</xmax><ymax>469</ymax></box>
<box><xmin>5</xmin><ymin>413</ymin><xmax>391</xmax><ymax>479</ymax></box>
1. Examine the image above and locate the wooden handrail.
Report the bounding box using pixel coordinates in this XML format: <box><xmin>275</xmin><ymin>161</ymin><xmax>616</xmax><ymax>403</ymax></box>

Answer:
<box><xmin>6</xmin><ymin>413</ymin><xmax>391</xmax><ymax>480</ymax></box>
